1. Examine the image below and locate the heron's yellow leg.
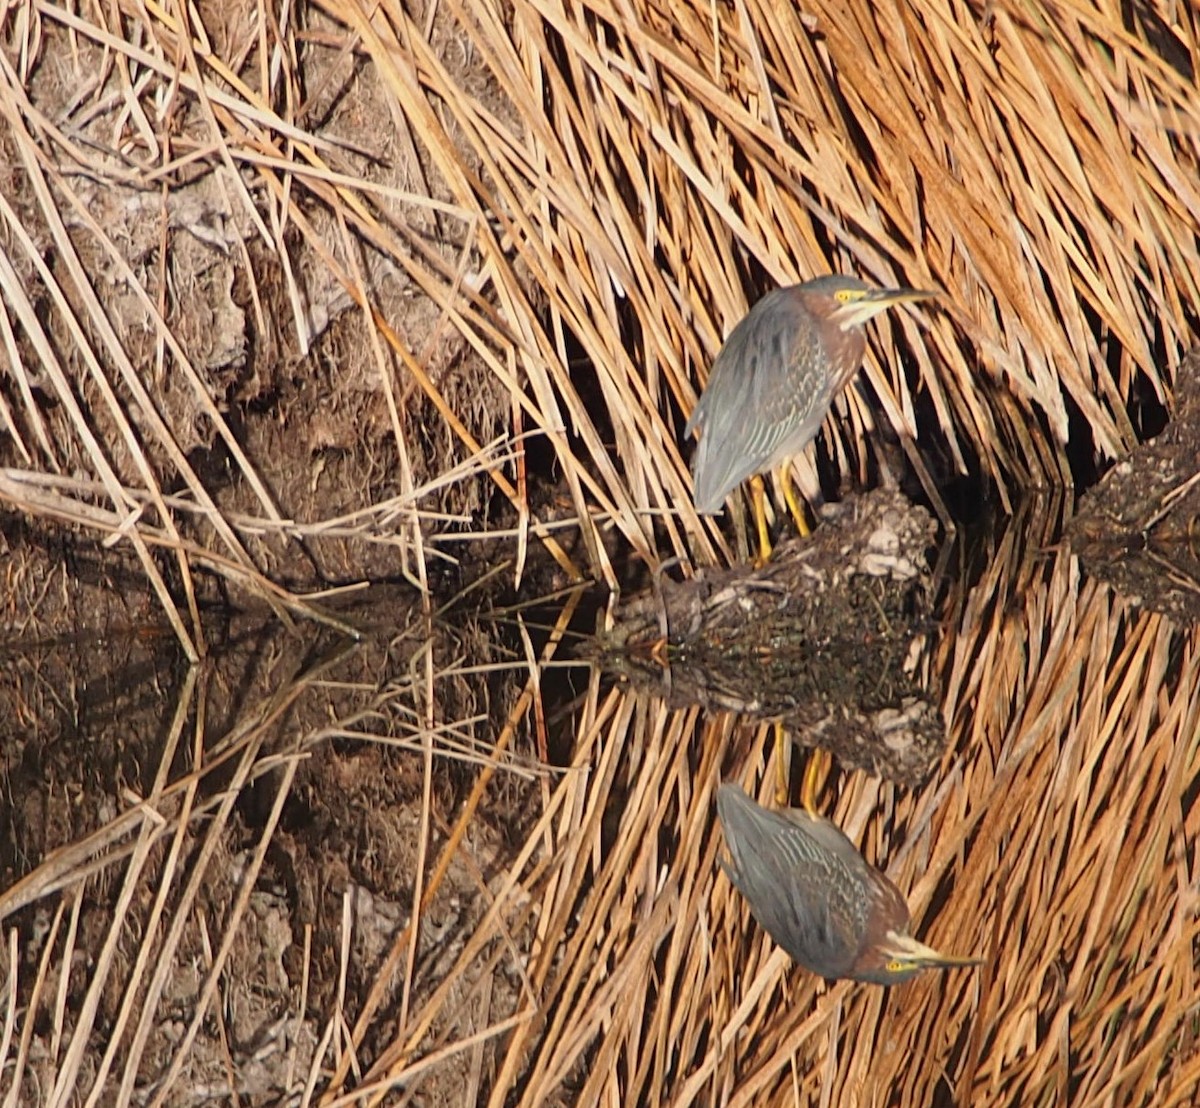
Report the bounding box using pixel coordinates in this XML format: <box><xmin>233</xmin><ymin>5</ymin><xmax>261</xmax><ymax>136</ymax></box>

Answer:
<box><xmin>750</xmin><ymin>474</ymin><xmax>773</xmax><ymax>565</ymax></box>
<box><xmin>779</xmin><ymin>462</ymin><xmax>811</xmax><ymax>538</ymax></box>
<box><xmin>801</xmin><ymin>748</ymin><xmax>825</xmax><ymax>818</ymax></box>
<box><xmin>773</xmin><ymin>721</ymin><xmax>790</xmax><ymax>806</ymax></box>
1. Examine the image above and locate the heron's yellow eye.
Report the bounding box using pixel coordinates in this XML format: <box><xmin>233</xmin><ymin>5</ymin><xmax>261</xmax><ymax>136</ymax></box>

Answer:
<box><xmin>834</xmin><ymin>289</ymin><xmax>864</xmax><ymax>303</ymax></box>
<box><xmin>886</xmin><ymin>960</ymin><xmax>906</xmax><ymax>973</ymax></box>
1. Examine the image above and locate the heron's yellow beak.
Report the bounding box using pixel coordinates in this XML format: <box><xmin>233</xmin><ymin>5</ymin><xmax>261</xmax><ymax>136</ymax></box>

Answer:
<box><xmin>836</xmin><ymin>286</ymin><xmax>938</xmax><ymax>328</ymax></box>
<box><xmin>882</xmin><ymin>931</ymin><xmax>984</xmax><ymax>971</ymax></box>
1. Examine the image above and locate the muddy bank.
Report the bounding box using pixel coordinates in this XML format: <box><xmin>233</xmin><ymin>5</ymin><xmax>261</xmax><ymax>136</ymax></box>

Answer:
<box><xmin>1070</xmin><ymin>348</ymin><xmax>1200</xmax><ymax>625</ymax></box>
<box><xmin>590</xmin><ymin>488</ymin><xmax>945</xmax><ymax>786</ymax></box>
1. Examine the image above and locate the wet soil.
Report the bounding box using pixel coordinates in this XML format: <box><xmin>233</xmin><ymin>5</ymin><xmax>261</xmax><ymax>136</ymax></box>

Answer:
<box><xmin>0</xmin><ymin>2</ymin><xmax>570</xmax><ymax>1097</ymax></box>
<box><xmin>0</xmin><ymin>518</ymin><xmax>556</xmax><ymax>1104</ymax></box>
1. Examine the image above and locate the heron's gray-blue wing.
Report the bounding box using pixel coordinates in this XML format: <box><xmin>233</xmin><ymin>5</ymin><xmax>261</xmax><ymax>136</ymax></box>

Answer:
<box><xmin>688</xmin><ymin>288</ymin><xmax>823</xmax><ymax>513</ymax></box>
<box><xmin>717</xmin><ymin>784</ymin><xmax>872</xmax><ymax>979</ymax></box>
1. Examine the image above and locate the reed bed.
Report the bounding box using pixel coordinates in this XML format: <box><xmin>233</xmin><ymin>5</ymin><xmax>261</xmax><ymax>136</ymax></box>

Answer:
<box><xmin>1</xmin><ymin>0</ymin><xmax>1198</xmax><ymax>611</ymax></box>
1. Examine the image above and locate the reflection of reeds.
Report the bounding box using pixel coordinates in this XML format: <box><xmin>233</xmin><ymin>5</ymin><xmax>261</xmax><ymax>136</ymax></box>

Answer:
<box><xmin>494</xmin><ymin>500</ymin><xmax>1200</xmax><ymax>1105</ymax></box>
<box><xmin>0</xmin><ymin>641</ymin><xmax>356</xmax><ymax>1099</ymax></box>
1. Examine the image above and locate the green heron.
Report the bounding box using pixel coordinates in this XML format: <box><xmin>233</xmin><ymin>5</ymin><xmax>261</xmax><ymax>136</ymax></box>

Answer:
<box><xmin>716</xmin><ymin>783</ymin><xmax>982</xmax><ymax>984</ymax></box>
<box><xmin>686</xmin><ymin>276</ymin><xmax>936</xmax><ymax>561</ymax></box>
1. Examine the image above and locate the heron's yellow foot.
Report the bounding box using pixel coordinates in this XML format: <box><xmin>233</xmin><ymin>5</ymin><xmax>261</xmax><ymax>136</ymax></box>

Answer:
<box><xmin>751</xmin><ymin>474</ymin><xmax>773</xmax><ymax>566</ymax></box>
<box><xmin>801</xmin><ymin>748</ymin><xmax>825</xmax><ymax>818</ymax></box>
<box><xmin>780</xmin><ymin>463</ymin><xmax>811</xmax><ymax>539</ymax></box>
<box><xmin>773</xmin><ymin>721</ymin><xmax>790</xmax><ymax>806</ymax></box>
